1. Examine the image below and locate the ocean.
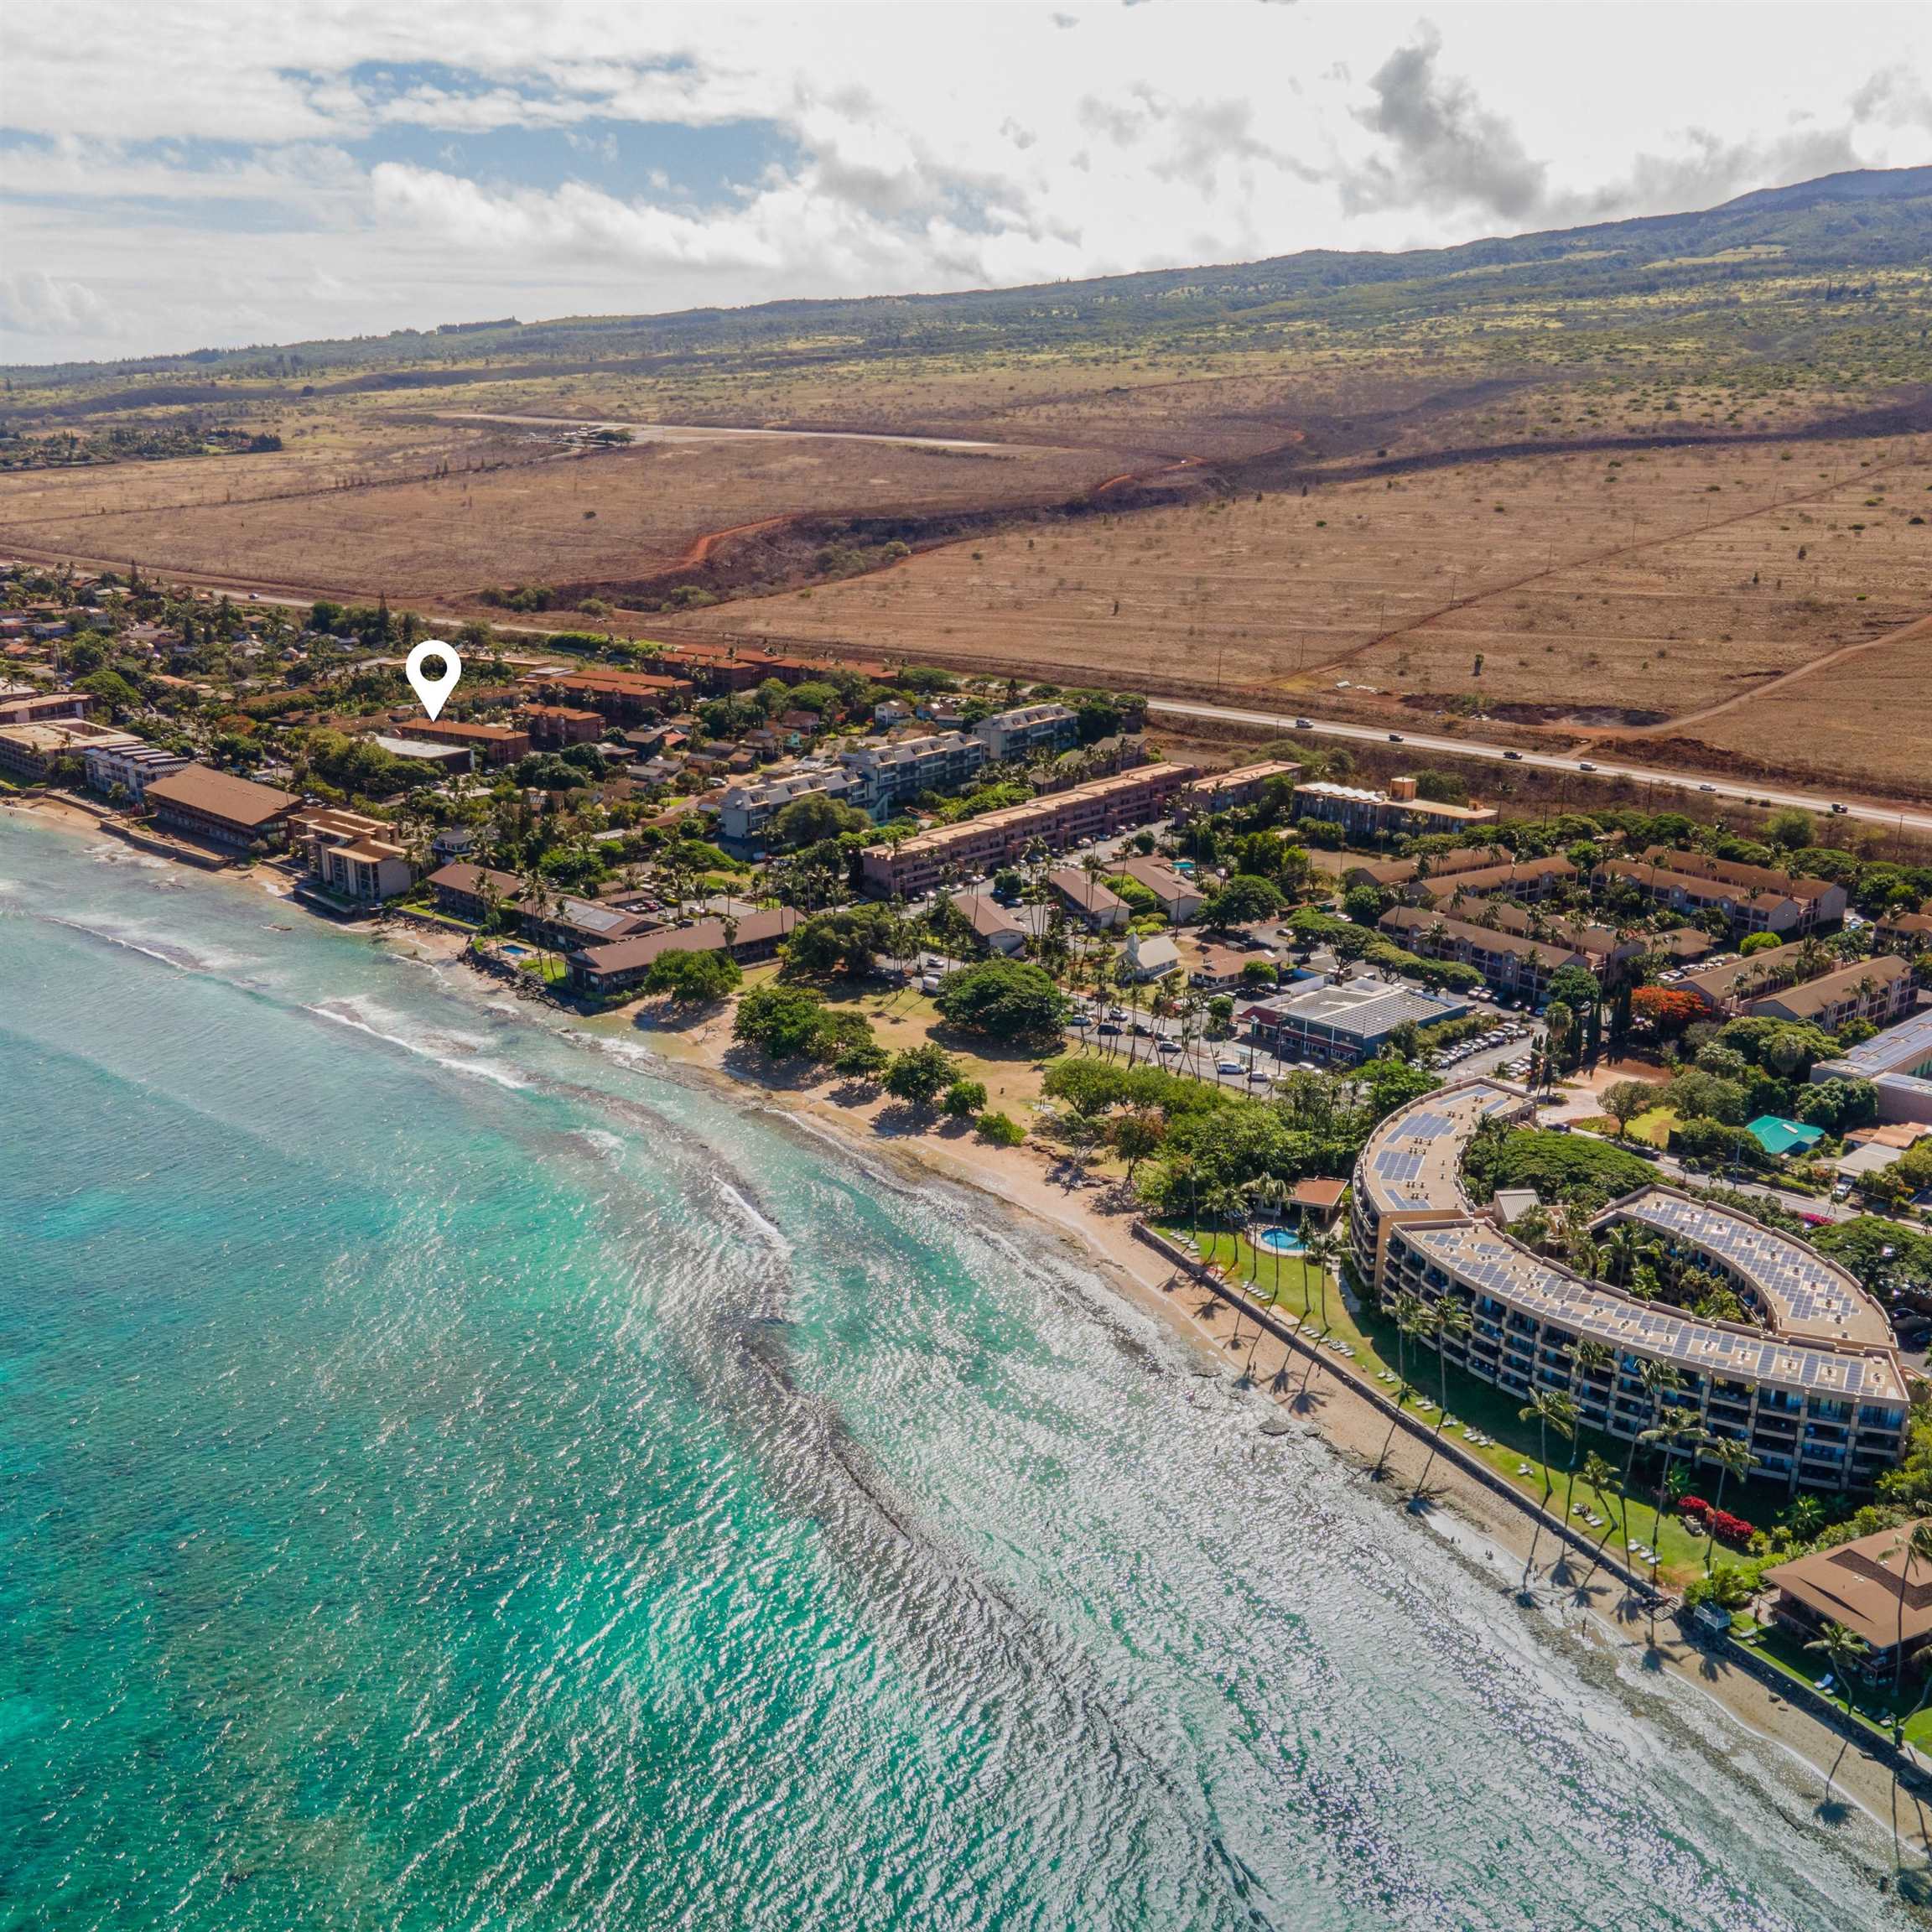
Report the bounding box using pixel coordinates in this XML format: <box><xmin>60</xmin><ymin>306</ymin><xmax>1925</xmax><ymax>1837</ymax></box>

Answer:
<box><xmin>0</xmin><ymin>809</ymin><xmax>1913</xmax><ymax>1931</ymax></box>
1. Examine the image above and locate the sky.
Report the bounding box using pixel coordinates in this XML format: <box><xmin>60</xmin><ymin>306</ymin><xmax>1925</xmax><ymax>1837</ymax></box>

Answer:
<box><xmin>2</xmin><ymin>0</ymin><xmax>1929</xmax><ymax>367</ymax></box>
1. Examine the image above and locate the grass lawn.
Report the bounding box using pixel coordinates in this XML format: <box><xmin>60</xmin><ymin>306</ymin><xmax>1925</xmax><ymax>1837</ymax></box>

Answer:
<box><xmin>1169</xmin><ymin>1222</ymin><xmax>1787</xmax><ymax>1587</ymax></box>
<box><xmin>1626</xmin><ymin>1108</ymin><xmax>1681</xmax><ymax>1148</ymax></box>
<box><xmin>1734</xmin><ymin>1614</ymin><xmax>1932</xmax><ymax>1751</ymax></box>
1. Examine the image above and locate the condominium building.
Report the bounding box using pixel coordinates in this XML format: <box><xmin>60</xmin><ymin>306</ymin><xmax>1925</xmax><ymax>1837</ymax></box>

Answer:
<box><xmin>1410</xmin><ymin>855</ymin><xmax>1576</xmax><ymax>902</ymax></box>
<box><xmin>567</xmin><ymin>906</ymin><xmax>799</xmax><ymax>996</ymax></box>
<box><xmin>840</xmin><ymin>731</ymin><xmax>988</xmax><ymax>811</ymax></box>
<box><xmin>1597</xmin><ymin>849</ymin><xmax>1846</xmax><ymax>935</ymax></box>
<box><xmin>1176</xmin><ymin>760</ymin><xmax>1301</xmax><ymax>818</ymax></box>
<box><xmin>971</xmin><ymin>702</ymin><xmax>1079</xmax><ymax>761</ymax></box>
<box><xmin>1292</xmin><ymin>775</ymin><xmax>1498</xmax><ymax>841</ymax></box>
<box><xmin>143</xmin><ymin>765</ymin><xmax>300</xmax><ymax>853</ymax></box>
<box><xmin>859</xmin><ymin>762</ymin><xmax>1198</xmax><ymax>897</ymax></box>
<box><xmin>407</xmin><ymin>719</ymin><xmax>531</xmax><ymax>767</ymax></box>
<box><xmin>1745</xmin><ymin>954</ymin><xmax>1915</xmax><ymax>1031</ymax></box>
<box><xmin>290</xmin><ymin>807</ymin><xmax>415</xmax><ymax>906</ymax></box>
<box><xmin>522</xmin><ymin>704</ymin><xmax>606</xmax><ymax>748</ymax></box>
<box><xmin>80</xmin><ymin>736</ymin><xmax>191</xmax><ymax>802</ymax></box>
<box><xmin>1350</xmin><ymin>1083</ymin><xmax>1909</xmax><ymax>1491</ymax></box>
<box><xmin>0</xmin><ymin>719</ymin><xmax>134</xmax><ymax>782</ymax></box>
<box><xmin>717</xmin><ymin>769</ymin><xmax>865</xmax><ymax>845</ymax></box>
<box><xmin>1377</xmin><ymin>905</ymin><xmax>1592</xmax><ymax>1002</ymax></box>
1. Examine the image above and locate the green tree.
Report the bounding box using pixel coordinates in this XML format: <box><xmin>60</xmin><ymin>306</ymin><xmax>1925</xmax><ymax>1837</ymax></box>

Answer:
<box><xmin>933</xmin><ymin>958</ymin><xmax>1070</xmax><ymax>1041</ymax></box>
<box><xmin>885</xmin><ymin>1043</ymin><xmax>958</xmax><ymax>1109</ymax></box>
<box><xmin>943</xmin><ymin>1078</ymin><xmax>989</xmax><ymax>1119</ymax></box>
<box><xmin>642</xmin><ymin>948</ymin><xmax>742</xmax><ymax>1003</ymax></box>
<box><xmin>976</xmin><ymin>1111</ymin><xmax>1026</xmax><ymax>1145</ymax></box>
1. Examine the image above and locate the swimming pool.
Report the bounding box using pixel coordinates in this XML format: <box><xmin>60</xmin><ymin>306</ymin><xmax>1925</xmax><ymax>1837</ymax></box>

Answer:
<box><xmin>1256</xmin><ymin>1226</ymin><xmax>1304</xmax><ymax>1254</ymax></box>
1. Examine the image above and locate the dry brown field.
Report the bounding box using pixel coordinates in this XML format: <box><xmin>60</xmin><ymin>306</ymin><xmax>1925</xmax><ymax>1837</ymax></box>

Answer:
<box><xmin>684</xmin><ymin>434</ymin><xmax>1932</xmax><ymax>741</ymax></box>
<box><xmin>0</xmin><ymin>413</ymin><xmax>1139</xmax><ymax>601</ymax></box>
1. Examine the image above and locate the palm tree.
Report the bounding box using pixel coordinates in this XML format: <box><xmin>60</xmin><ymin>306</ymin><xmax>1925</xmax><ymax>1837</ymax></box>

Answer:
<box><xmin>1519</xmin><ymin>1388</ymin><xmax>1577</xmax><ymax>1590</ymax></box>
<box><xmin>1645</xmin><ymin>1419</ymin><xmax>1708</xmax><ymax>1595</ymax></box>
<box><xmin>1413</xmin><ymin>1296</ymin><xmax>1472</xmax><ymax>1498</ymax></box>
<box><xmin>1301</xmin><ymin>1223</ymin><xmax>1340</xmax><ymax>1337</ymax></box>
<box><xmin>1893</xmin><ymin>1521</ymin><xmax>1932</xmax><ymax>1705</ymax></box>
<box><xmin>1577</xmin><ymin>1450</ymin><xmax>1622</xmax><ymax>1586</ymax></box>
<box><xmin>1599</xmin><ymin>1221</ymin><xmax>1644</xmax><ymax>1290</ymax></box>
<box><xmin>1701</xmin><ymin>1438</ymin><xmax>1758</xmax><ymax>1575</ymax></box>
<box><xmin>1374</xmin><ymin>1290</ymin><xmax>1424</xmax><ymax>1478</ymax></box>
<box><xmin>1618</xmin><ymin>1358</ymin><xmax>1682</xmax><ymax>1576</ymax></box>
<box><xmin>1805</xmin><ymin>1618</ymin><xmax>1873</xmax><ymax>1796</ymax></box>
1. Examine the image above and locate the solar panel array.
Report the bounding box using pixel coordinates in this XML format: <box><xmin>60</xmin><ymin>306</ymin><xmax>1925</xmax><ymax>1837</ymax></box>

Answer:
<box><xmin>1360</xmin><ymin>1083</ymin><xmax>1522</xmax><ymax>1213</ymax></box>
<box><xmin>1598</xmin><ymin>1188</ymin><xmax>1888</xmax><ymax>1345</ymax></box>
<box><xmin>1403</xmin><ymin>1223</ymin><xmax>1905</xmax><ymax>1403</ymax></box>
<box><xmin>1826</xmin><ymin>1005</ymin><xmax>1932</xmax><ymax>1080</ymax></box>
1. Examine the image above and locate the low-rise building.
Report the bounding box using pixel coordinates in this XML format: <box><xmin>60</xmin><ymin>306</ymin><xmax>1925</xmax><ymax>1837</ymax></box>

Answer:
<box><xmin>1121</xmin><ymin>930</ymin><xmax>1182</xmax><ymax>981</ymax></box>
<box><xmin>1597</xmin><ymin>849</ymin><xmax>1846</xmax><ymax>936</ymax></box>
<box><xmin>971</xmin><ymin>702</ymin><xmax>1078</xmax><ymax>761</ymax></box>
<box><xmin>1746</xmin><ymin>954</ymin><xmax>1915</xmax><ymax>1031</ymax></box>
<box><xmin>1875</xmin><ymin>903</ymin><xmax>1932</xmax><ymax>955</ymax></box>
<box><xmin>1292</xmin><ymin>775</ymin><xmax>1498</xmax><ymax>842</ymax></box>
<box><xmin>521</xmin><ymin>896</ymin><xmax>656</xmax><ymax>953</ymax></box>
<box><xmin>407</xmin><ymin>719</ymin><xmax>530</xmax><ymax>767</ymax></box>
<box><xmin>1176</xmin><ymin>760</ymin><xmax>1301</xmax><ymax>818</ymax></box>
<box><xmin>859</xmin><ymin>762</ymin><xmax>1198</xmax><ymax>897</ymax></box>
<box><xmin>143</xmin><ymin>765</ymin><xmax>299</xmax><ymax>853</ymax></box>
<box><xmin>718</xmin><ymin>769</ymin><xmax>865</xmax><ymax>846</ymax></box>
<box><xmin>1241</xmin><ymin>974</ymin><xmax>1469</xmax><ymax>1065</ymax></box>
<box><xmin>1046</xmin><ymin>865</ymin><xmax>1130</xmax><ymax>931</ymax></box>
<box><xmin>1812</xmin><ymin>1007</ymin><xmax>1932</xmax><ymax>1127</ymax></box>
<box><xmin>1115</xmin><ymin>854</ymin><xmax>1205</xmax><ymax>922</ymax></box>
<box><xmin>950</xmin><ymin>891</ymin><xmax>1029</xmax><ymax>956</ymax></box>
<box><xmin>428</xmin><ymin>860</ymin><xmax>525</xmax><ymax>923</ymax></box>
<box><xmin>567</xmin><ymin>906</ymin><xmax>799</xmax><ymax>996</ymax></box>
<box><xmin>841</xmin><ymin>731</ymin><xmax>988</xmax><ymax>811</ymax></box>
<box><xmin>533</xmin><ymin>667</ymin><xmax>698</xmax><ymax>721</ymax></box>
<box><xmin>371</xmin><ymin>733</ymin><xmax>477</xmax><ymax>774</ymax></box>
<box><xmin>1410</xmin><ymin>855</ymin><xmax>1577</xmax><ymax>903</ymax></box>
<box><xmin>81</xmin><ymin>736</ymin><xmax>191</xmax><ymax>802</ymax></box>
<box><xmin>522</xmin><ymin>704</ymin><xmax>606</xmax><ymax>749</ymax></box>
<box><xmin>291</xmin><ymin>807</ymin><xmax>415</xmax><ymax>906</ymax></box>
<box><xmin>1764</xmin><ymin>1521</ymin><xmax>1932</xmax><ymax>1682</ymax></box>
<box><xmin>1379</xmin><ymin>905</ymin><xmax>1592</xmax><ymax>1002</ymax></box>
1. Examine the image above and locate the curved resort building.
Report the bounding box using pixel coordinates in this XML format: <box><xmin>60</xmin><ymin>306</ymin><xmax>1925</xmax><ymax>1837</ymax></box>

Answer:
<box><xmin>1350</xmin><ymin>1082</ymin><xmax>1910</xmax><ymax>1492</ymax></box>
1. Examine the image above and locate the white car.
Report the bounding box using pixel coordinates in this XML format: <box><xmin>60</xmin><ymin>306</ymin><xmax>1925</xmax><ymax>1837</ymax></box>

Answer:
<box><xmin>1216</xmin><ymin>1059</ymin><xmax>1244</xmax><ymax>1075</ymax></box>
<box><xmin>1157</xmin><ymin>1038</ymin><xmax>1182</xmax><ymax>1055</ymax></box>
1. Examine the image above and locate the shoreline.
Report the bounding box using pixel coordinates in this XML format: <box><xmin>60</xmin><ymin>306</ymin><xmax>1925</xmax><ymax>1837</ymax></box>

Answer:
<box><xmin>9</xmin><ymin>796</ymin><xmax>1925</xmax><ymax>1875</ymax></box>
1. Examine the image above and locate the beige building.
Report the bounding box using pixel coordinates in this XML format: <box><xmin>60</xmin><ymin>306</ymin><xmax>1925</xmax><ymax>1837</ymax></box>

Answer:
<box><xmin>291</xmin><ymin>807</ymin><xmax>416</xmax><ymax>906</ymax></box>
<box><xmin>1352</xmin><ymin>1082</ymin><xmax>1909</xmax><ymax>1493</ymax></box>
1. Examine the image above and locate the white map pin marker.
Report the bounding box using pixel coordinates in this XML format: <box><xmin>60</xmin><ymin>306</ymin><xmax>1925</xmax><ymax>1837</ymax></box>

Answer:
<box><xmin>406</xmin><ymin>641</ymin><xmax>462</xmax><ymax>720</ymax></box>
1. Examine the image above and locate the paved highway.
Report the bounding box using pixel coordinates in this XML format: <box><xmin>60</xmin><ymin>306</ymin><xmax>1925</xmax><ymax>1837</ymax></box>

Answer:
<box><xmin>1146</xmin><ymin>698</ymin><xmax>1932</xmax><ymax>839</ymax></box>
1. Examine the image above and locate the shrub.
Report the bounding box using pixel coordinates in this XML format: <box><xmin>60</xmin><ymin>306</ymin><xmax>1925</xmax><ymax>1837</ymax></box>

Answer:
<box><xmin>976</xmin><ymin>1110</ymin><xmax>1026</xmax><ymax>1146</ymax></box>
<box><xmin>1709</xmin><ymin>1508</ymin><xmax>1756</xmax><ymax>1545</ymax></box>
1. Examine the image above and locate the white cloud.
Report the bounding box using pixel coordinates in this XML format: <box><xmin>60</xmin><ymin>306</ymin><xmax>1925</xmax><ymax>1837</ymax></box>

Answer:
<box><xmin>0</xmin><ymin>267</ymin><xmax>109</xmax><ymax>336</ymax></box>
<box><xmin>3</xmin><ymin>2</ymin><xmax>1929</xmax><ymax>364</ymax></box>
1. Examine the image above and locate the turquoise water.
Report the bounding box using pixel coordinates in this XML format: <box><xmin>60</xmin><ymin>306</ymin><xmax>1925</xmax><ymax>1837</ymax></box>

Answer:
<box><xmin>0</xmin><ymin>810</ymin><xmax>1912</xmax><ymax>1931</ymax></box>
<box><xmin>1257</xmin><ymin>1228</ymin><xmax>1305</xmax><ymax>1255</ymax></box>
